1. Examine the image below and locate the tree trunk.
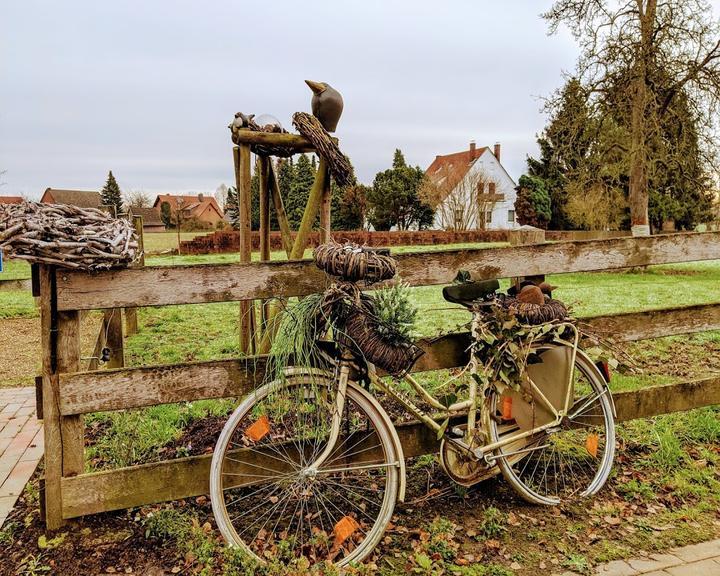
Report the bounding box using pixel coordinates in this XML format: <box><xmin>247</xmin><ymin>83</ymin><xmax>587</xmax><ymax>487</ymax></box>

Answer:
<box><xmin>629</xmin><ymin>0</ymin><xmax>656</xmax><ymax>237</ymax></box>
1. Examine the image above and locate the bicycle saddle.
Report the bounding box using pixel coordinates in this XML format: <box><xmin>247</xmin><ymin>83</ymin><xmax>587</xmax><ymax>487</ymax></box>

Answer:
<box><xmin>442</xmin><ymin>279</ymin><xmax>500</xmax><ymax>306</ymax></box>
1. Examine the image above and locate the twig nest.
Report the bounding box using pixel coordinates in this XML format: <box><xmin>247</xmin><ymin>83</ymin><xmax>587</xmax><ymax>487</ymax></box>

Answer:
<box><xmin>343</xmin><ymin>310</ymin><xmax>424</xmax><ymax>376</ymax></box>
<box><xmin>0</xmin><ymin>201</ymin><xmax>139</xmax><ymax>270</ymax></box>
<box><xmin>314</xmin><ymin>242</ymin><xmax>397</xmax><ymax>284</ymax></box>
<box><xmin>504</xmin><ymin>295</ymin><xmax>569</xmax><ymax>325</ymax></box>
<box><xmin>292</xmin><ymin>112</ymin><xmax>354</xmax><ymax>187</ymax></box>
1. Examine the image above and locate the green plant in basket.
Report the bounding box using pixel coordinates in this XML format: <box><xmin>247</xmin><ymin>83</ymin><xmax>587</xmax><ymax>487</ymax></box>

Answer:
<box><xmin>471</xmin><ymin>303</ymin><xmax>572</xmax><ymax>394</ymax></box>
<box><xmin>371</xmin><ymin>281</ymin><xmax>418</xmax><ymax>344</ymax></box>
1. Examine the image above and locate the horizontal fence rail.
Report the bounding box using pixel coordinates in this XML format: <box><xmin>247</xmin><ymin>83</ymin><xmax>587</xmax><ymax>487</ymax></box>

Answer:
<box><xmin>55</xmin><ymin>232</ymin><xmax>720</xmax><ymax>311</ymax></box>
<box><xmin>57</xmin><ymin>302</ymin><xmax>720</xmax><ymax>416</ymax></box>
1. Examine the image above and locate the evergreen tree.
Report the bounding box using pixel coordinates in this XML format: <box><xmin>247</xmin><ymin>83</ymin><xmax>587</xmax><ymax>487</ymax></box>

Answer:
<box><xmin>101</xmin><ymin>170</ymin><xmax>123</xmax><ymax>216</ymax></box>
<box><xmin>515</xmin><ymin>175</ymin><xmax>552</xmax><ymax>229</ymax></box>
<box><xmin>225</xmin><ymin>186</ymin><xmax>239</xmax><ymax>229</ymax></box>
<box><xmin>160</xmin><ymin>201</ymin><xmax>172</xmax><ymax>229</ymax></box>
<box><xmin>286</xmin><ymin>154</ymin><xmax>316</xmax><ymax>228</ymax></box>
<box><xmin>366</xmin><ymin>149</ymin><xmax>434</xmax><ymax>231</ymax></box>
<box><xmin>331</xmin><ymin>183</ymin><xmax>368</xmax><ymax>230</ymax></box>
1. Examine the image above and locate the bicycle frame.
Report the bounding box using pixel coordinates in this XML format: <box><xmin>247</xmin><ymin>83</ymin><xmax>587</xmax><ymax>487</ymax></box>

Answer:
<box><xmin>318</xmin><ymin>321</ymin><xmax>582</xmax><ymax>464</ymax></box>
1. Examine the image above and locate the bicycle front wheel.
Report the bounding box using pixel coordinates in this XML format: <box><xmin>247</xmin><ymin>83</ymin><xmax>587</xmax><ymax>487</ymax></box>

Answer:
<box><xmin>487</xmin><ymin>345</ymin><xmax>615</xmax><ymax>505</ymax></box>
<box><xmin>210</xmin><ymin>369</ymin><xmax>400</xmax><ymax>567</ymax></box>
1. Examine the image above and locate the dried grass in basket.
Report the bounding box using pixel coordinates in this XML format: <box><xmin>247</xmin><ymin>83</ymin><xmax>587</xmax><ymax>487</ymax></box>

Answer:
<box><xmin>314</xmin><ymin>242</ymin><xmax>397</xmax><ymax>284</ymax></box>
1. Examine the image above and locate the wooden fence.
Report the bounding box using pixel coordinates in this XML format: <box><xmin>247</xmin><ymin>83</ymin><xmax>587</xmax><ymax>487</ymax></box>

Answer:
<box><xmin>37</xmin><ymin>232</ymin><xmax>720</xmax><ymax>528</ymax></box>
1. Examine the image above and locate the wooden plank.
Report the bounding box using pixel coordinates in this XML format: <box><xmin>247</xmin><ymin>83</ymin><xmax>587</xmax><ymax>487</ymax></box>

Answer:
<box><xmin>615</xmin><ymin>376</ymin><xmax>720</xmax><ymax>421</ymax></box>
<box><xmin>57</xmin><ymin>311</ymin><xmax>83</xmax><ymax>478</ymax></box>
<box><xmin>56</xmin><ymin>302</ymin><xmax>720</xmax><ymax>416</ymax></box>
<box><xmin>236</xmin><ymin>144</ymin><xmax>256</xmax><ymax>355</ymax></box>
<box><xmin>56</xmin><ymin>232</ymin><xmax>720</xmax><ymax>311</ymax></box>
<box><xmin>319</xmin><ymin>162</ymin><xmax>331</xmax><ymax>244</ymax></box>
<box><xmin>60</xmin><ymin>419</ymin><xmax>439</xmax><ymax>518</ymax></box>
<box><xmin>104</xmin><ymin>308</ymin><xmax>124</xmax><ymax>369</ymax></box>
<box><xmin>124</xmin><ymin>215</ymin><xmax>145</xmax><ymax>336</ymax></box>
<box><xmin>231</xmin><ymin>130</ymin><xmax>336</xmax><ymax>149</ymax></box>
<box><xmin>39</xmin><ymin>267</ymin><xmax>63</xmax><ymax>529</ymax></box>
<box><xmin>268</xmin><ymin>162</ymin><xmax>293</xmax><ymax>257</ymax></box>
<box><xmin>60</xmin><ymin>357</ymin><xmax>267</xmax><ymax>415</ymax></box>
<box><xmin>60</xmin><ymin>377</ymin><xmax>719</xmax><ymax>519</ymax></box>
<box><xmin>582</xmin><ymin>302</ymin><xmax>720</xmax><ymax>341</ymax></box>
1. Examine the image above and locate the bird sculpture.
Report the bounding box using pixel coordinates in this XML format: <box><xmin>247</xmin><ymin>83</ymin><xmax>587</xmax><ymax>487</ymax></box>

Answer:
<box><xmin>305</xmin><ymin>80</ymin><xmax>344</xmax><ymax>132</ymax></box>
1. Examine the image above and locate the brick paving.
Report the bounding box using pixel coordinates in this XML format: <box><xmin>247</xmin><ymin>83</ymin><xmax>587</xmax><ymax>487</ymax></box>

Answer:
<box><xmin>0</xmin><ymin>387</ymin><xmax>43</xmax><ymax>528</ymax></box>
<box><xmin>556</xmin><ymin>538</ymin><xmax>720</xmax><ymax>575</ymax></box>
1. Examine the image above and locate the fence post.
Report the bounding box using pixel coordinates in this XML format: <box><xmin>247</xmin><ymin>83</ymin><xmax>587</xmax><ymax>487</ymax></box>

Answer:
<box><xmin>235</xmin><ymin>143</ymin><xmax>256</xmax><ymax>355</ymax></box>
<box><xmin>320</xmin><ymin>161</ymin><xmax>332</xmax><ymax>244</ymax></box>
<box><xmin>508</xmin><ymin>226</ymin><xmax>547</xmax><ymax>290</ymax></box>
<box><xmin>40</xmin><ymin>265</ymin><xmax>81</xmax><ymax>528</ymax></box>
<box><xmin>104</xmin><ymin>308</ymin><xmax>125</xmax><ymax>369</ymax></box>
<box><xmin>125</xmin><ymin>216</ymin><xmax>145</xmax><ymax>336</ymax></box>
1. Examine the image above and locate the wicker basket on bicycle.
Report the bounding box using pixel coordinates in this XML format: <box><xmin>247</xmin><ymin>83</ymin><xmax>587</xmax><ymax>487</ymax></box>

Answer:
<box><xmin>314</xmin><ymin>243</ymin><xmax>423</xmax><ymax>376</ymax></box>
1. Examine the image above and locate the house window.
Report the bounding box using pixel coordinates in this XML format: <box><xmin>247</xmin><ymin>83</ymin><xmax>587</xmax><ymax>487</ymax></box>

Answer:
<box><xmin>488</xmin><ymin>182</ymin><xmax>496</xmax><ymax>195</ymax></box>
<box><xmin>485</xmin><ymin>211</ymin><xmax>493</xmax><ymax>224</ymax></box>
<box><xmin>508</xmin><ymin>210</ymin><xmax>515</xmax><ymax>223</ymax></box>
<box><xmin>476</xmin><ymin>181</ymin><xmax>485</xmax><ymax>194</ymax></box>
<box><xmin>454</xmin><ymin>207</ymin><xmax>465</xmax><ymax>229</ymax></box>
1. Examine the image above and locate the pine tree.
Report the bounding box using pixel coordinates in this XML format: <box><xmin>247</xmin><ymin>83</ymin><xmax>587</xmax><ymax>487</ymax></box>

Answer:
<box><xmin>286</xmin><ymin>154</ymin><xmax>316</xmax><ymax>228</ymax></box>
<box><xmin>515</xmin><ymin>175</ymin><xmax>552</xmax><ymax>229</ymax></box>
<box><xmin>225</xmin><ymin>187</ymin><xmax>239</xmax><ymax>229</ymax></box>
<box><xmin>160</xmin><ymin>201</ymin><xmax>172</xmax><ymax>229</ymax></box>
<box><xmin>366</xmin><ymin>149</ymin><xmax>434</xmax><ymax>230</ymax></box>
<box><xmin>332</xmin><ymin>183</ymin><xmax>368</xmax><ymax>230</ymax></box>
<box><xmin>101</xmin><ymin>170</ymin><xmax>123</xmax><ymax>216</ymax></box>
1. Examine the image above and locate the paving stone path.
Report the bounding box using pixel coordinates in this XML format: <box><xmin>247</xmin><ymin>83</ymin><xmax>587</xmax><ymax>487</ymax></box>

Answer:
<box><xmin>556</xmin><ymin>538</ymin><xmax>720</xmax><ymax>575</ymax></box>
<box><xmin>0</xmin><ymin>387</ymin><xmax>43</xmax><ymax>527</ymax></box>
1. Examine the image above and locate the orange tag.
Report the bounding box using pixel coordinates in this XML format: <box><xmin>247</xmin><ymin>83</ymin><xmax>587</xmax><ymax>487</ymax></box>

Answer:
<box><xmin>586</xmin><ymin>433</ymin><xmax>599</xmax><ymax>458</ymax></box>
<box><xmin>502</xmin><ymin>396</ymin><xmax>513</xmax><ymax>420</ymax></box>
<box><xmin>333</xmin><ymin>515</ymin><xmax>359</xmax><ymax>545</ymax></box>
<box><xmin>245</xmin><ymin>416</ymin><xmax>270</xmax><ymax>442</ymax></box>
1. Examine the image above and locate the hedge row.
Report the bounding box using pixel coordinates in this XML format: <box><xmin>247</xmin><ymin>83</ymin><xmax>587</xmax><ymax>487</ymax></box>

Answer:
<box><xmin>179</xmin><ymin>229</ymin><xmax>510</xmax><ymax>254</ymax></box>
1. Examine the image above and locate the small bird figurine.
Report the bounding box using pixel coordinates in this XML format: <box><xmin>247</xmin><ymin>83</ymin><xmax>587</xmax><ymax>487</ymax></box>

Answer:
<box><xmin>517</xmin><ymin>285</ymin><xmax>545</xmax><ymax>305</ymax></box>
<box><xmin>305</xmin><ymin>80</ymin><xmax>344</xmax><ymax>132</ymax></box>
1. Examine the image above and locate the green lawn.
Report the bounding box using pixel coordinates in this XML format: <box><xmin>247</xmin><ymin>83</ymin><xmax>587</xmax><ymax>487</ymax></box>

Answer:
<box><xmin>143</xmin><ymin>231</ymin><xmax>214</xmax><ymax>254</ymax></box>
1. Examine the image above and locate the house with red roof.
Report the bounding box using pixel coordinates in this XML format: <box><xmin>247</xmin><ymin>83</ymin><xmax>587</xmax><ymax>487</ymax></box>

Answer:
<box><xmin>425</xmin><ymin>142</ymin><xmax>518</xmax><ymax>231</ymax></box>
<box><xmin>0</xmin><ymin>196</ymin><xmax>24</xmax><ymax>205</ymax></box>
<box><xmin>152</xmin><ymin>193</ymin><xmax>224</xmax><ymax>229</ymax></box>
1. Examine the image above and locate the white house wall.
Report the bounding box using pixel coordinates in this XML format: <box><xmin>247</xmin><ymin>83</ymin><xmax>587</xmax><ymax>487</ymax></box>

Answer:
<box><xmin>433</xmin><ymin>149</ymin><xmax>519</xmax><ymax>231</ymax></box>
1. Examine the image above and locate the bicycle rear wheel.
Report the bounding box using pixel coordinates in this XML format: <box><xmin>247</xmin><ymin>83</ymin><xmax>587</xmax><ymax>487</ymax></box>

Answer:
<box><xmin>210</xmin><ymin>370</ymin><xmax>400</xmax><ymax>567</ymax></box>
<box><xmin>487</xmin><ymin>345</ymin><xmax>615</xmax><ymax>505</ymax></box>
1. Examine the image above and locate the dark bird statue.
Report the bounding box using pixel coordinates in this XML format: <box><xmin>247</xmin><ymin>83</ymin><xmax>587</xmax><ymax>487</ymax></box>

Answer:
<box><xmin>305</xmin><ymin>80</ymin><xmax>344</xmax><ymax>132</ymax></box>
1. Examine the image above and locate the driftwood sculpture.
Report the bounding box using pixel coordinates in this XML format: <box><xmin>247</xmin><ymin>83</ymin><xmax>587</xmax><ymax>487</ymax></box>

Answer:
<box><xmin>0</xmin><ymin>201</ymin><xmax>139</xmax><ymax>270</ymax></box>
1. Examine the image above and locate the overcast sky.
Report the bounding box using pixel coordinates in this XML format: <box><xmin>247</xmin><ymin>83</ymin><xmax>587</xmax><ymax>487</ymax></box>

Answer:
<box><xmin>2</xmin><ymin>1</ymin><xmax>718</xmax><ymax>200</ymax></box>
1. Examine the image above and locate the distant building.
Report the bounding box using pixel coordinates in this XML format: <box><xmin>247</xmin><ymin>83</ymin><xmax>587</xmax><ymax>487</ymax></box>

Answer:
<box><xmin>0</xmin><ymin>196</ymin><xmax>23</xmax><ymax>205</ymax></box>
<box><xmin>425</xmin><ymin>142</ymin><xmax>518</xmax><ymax>231</ymax></box>
<box><xmin>127</xmin><ymin>206</ymin><xmax>165</xmax><ymax>233</ymax></box>
<box><xmin>40</xmin><ymin>188</ymin><xmax>103</xmax><ymax>209</ymax></box>
<box><xmin>152</xmin><ymin>193</ymin><xmax>224</xmax><ymax>228</ymax></box>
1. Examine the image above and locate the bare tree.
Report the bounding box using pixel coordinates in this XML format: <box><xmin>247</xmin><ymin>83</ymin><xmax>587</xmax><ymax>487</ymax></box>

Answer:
<box><xmin>420</xmin><ymin>165</ymin><xmax>502</xmax><ymax>230</ymax></box>
<box><xmin>545</xmin><ymin>0</ymin><xmax>720</xmax><ymax>235</ymax></box>
<box><xmin>125</xmin><ymin>189</ymin><xmax>151</xmax><ymax>209</ymax></box>
<box><xmin>214</xmin><ymin>183</ymin><xmax>228</xmax><ymax>212</ymax></box>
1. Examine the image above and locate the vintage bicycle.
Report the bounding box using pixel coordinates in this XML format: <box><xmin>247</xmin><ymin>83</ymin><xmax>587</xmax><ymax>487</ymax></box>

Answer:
<box><xmin>209</xmin><ymin>246</ymin><xmax>616</xmax><ymax>568</ymax></box>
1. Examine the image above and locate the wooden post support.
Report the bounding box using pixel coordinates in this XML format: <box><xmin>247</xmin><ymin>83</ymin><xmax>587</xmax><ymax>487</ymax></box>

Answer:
<box><xmin>290</xmin><ymin>157</ymin><xmax>328</xmax><ymax>260</ymax></box>
<box><xmin>39</xmin><ymin>265</ymin><xmax>82</xmax><ymax>528</ymax></box>
<box><xmin>258</xmin><ymin>157</ymin><xmax>271</xmax><ymax>335</ymax></box>
<box><xmin>234</xmin><ymin>143</ymin><xmax>256</xmax><ymax>355</ymax></box>
<box><xmin>125</xmin><ymin>215</ymin><xmax>145</xmax><ymax>336</ymax></box>
<box><xmin>319</xmin><ymin>161</ymin><xmax>332</xmax><ymax>244</ymax></box>
<box><xmin>268</xmin><ymin>162</ymin><xmax>293</xmax><ymax>257</ymax></box>
<box><xmin>104</xmin><ymin>308</ymin><xmax>125</xmax><ymax>369</ymax></box>
<box><xmin>507</xmin><ymin>227</ymin><xmax>546</xmax><ymax>291</ymax></box>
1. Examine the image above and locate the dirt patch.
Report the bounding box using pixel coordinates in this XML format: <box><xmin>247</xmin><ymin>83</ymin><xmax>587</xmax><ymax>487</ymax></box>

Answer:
<box><xmin>0</xmin><ymin>313</ymin><xmax>102</xmax><ymax>388</ymax></box>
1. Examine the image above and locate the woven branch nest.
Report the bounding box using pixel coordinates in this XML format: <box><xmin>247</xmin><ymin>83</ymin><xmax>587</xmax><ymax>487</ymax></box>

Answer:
<box><xmin>499</xmin><ymin>295</ymin><xmax>569</xmax><ymax>325</ymax></box>
<box><xmin>342</xmin><ymin>308</ymin><xmax>424</xmax><ymax>376</ymax></box>
<box><xmin>0</xmin><ymin>202</ymin><xmax>139</xmax><ymax>270</ymax></box>
<box><xmin>314</xmin><ymin>242</ymin><xmax>397</xmax><ymax>284</ymax></box>
<box><xmin>293</xmin><ymin>112</ymin><xmax>354</xmax><ymax>187</ymax></box>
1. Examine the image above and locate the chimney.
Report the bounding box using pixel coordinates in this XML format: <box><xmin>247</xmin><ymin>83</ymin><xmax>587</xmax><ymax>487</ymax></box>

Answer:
<box><xmin>198</xmin><ymin>193</ymin><xmax>204</xmax><ymax>202</ymax></box>
<box><xmin>469</xmin><ymin>141</ymin><xmax>477</xmax><ymax>159</ymax></box>
<box><xmin>493</xmin><ymin>142</ymin><xmax>501</xmax><ymax>163</ymax></box>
